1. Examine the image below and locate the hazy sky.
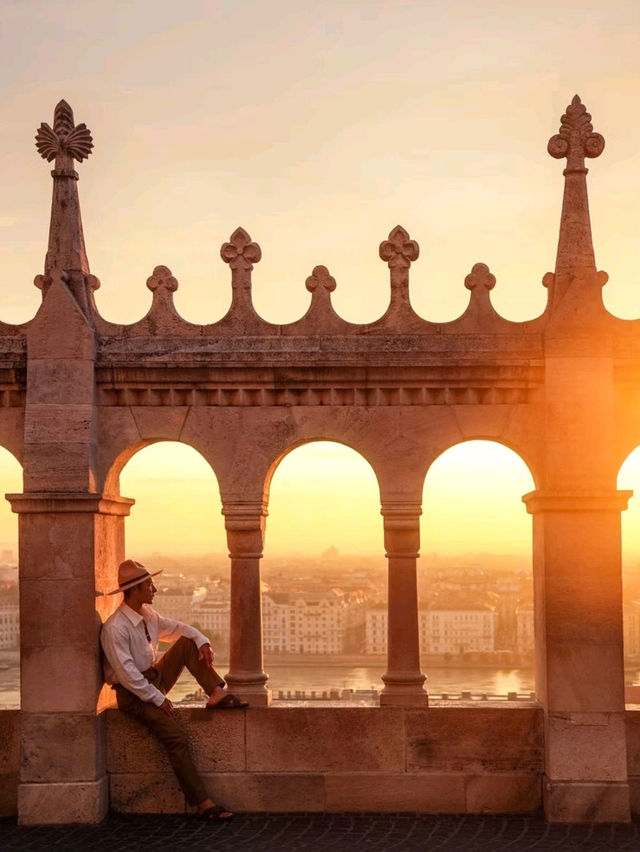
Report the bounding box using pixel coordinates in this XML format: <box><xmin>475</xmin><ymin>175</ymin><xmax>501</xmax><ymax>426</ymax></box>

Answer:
<box><xmin>1</xmin><ymin>1</ymin><xmax>640</xmax><ymax>558</ymax></box>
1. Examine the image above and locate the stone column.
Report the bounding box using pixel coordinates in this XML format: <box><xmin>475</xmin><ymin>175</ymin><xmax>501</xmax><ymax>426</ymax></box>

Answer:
<box><xmin>380</xmin><ymin>501</ymin><xmax>428</xmax><ymax>706</ymax></box>
<box><xmin>523</xmin><ymin>490</ymin><xmax>631</xmax><ymax>823</ymax></box>
<box><xmin>7</xmin><ymin>492</ymin><xmax>133</xmax><ymax>825</ymax></box>
<box><xmin>222</xmin><ymin>501</ymin><xmax>270</xmax><ymax>706</ymax></box>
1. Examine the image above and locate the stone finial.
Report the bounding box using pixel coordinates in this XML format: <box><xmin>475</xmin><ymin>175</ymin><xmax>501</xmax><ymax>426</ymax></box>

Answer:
<box><xmin>379</xmin><ymin>225</ymin><xmax>420</xmax><ymax>269</ymax></box>
<box><xmin>377</xmin><ymin>226</ymin><xmax>420</xmax><ymax>326</ymax></box>
<box><xmin>220</xmin><ymin>227</ymin><xmax>262</xmax><ymax>271</ymax></box>
<box><xmin>464</xmin><ymin>263</ymin><xmax>496</xmax><ymax>291</ymax></box>
<box><xmin>305</xmin><ymin>265</ymin><xmax>336</xmax><ymax>293</ymax></box>
<box><xmin>146</xmin><ymin>265</ymin><xmax>179</xmax><ymax>293</ymax></box>
<box><xmin>547</xmin><ymin>96</ymin><xmax>607</xmax><ymax>298</ymax></box>
<box><xmin>220</xmin><ymin>227</ymin><xmax>261</xmax><ymax>322</ymax></box>
<box><xmin>35</xmin><ymin>100</ymin><xmax>93</xmax><ymax>165</ymax></box>
<box><xmin>35</xmin><ymin>101</ymin><xmax>93</xmax><ymax>316</ymax></box>
<box><xmin>547</xmin><ymin>95</ymin><xmax>604</xmax><ymax>173</ymax></box>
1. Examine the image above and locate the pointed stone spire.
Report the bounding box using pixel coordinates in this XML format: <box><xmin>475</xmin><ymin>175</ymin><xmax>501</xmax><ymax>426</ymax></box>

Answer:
<box><xmin>35</xmin><ymin>100</ymin><xmax>94</xmax><ymax>313</ymax></box>
<box><xmin>546</xmin><ymin>96</ymin><xmax>605</xmax><ymax>299</ymax></box>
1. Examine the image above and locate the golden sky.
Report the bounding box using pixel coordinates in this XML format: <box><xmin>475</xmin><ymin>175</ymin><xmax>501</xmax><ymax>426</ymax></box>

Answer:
<box><xmin>1</xmin><ymin>2</ymin><xmax>640</xmax><ymax>559</ymax></box>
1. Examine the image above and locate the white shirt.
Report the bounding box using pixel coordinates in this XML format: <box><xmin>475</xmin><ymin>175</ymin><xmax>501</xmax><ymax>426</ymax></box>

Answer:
<box><xmin>100</xmin><ymin>602</ymin><xmax>209</xmax><ymax>707</ymax></box>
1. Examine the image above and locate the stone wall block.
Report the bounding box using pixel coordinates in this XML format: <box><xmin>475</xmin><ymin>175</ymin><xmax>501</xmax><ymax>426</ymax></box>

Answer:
<box><xmin>25</xmin><ymin>404</ymin><xmax>93</xmax><ymax>443</ymax></box>
<box><xmin>202</xmin><ymin>772</ymin><xmax>325</xmax><ymax>812</ymax></box>
<box><xmin>129</xmin><ymin>407</ymin><xmax>191</xmax><ymax>443</ymax></box>
<box><xmin>546</xmin><ymin>712</ymin><xmax>628</xmax><ymax>781</ymax></box>
<box><xmin>109</xmin><ymin>772</ymin><xmax>185</xmax><ymax>813</ymax></box>
<box><xmin>406</xmin><ymin>708</ymin><xmax>544</xmax><ymax>772</ymax></box>
<box><xmin>543</xmin><ymin>780</ymin><xmax>630</xmax><ymax>824</ymax></box>
<box><xmin>185</xmin><ymin>710</ymin><xmax>246</xmax><ymax>772</ymax></box>
<box><xmin>18</xmin><ymin>514</ymin><xmax>96</xmax><ymax>580</ymax></box>
<box><xmin>18</xmin><ymin>777</ymin><xmax>108</xmax><ymax>825</ymax></box>
<box><xmin>546</xmin><ymin>644</ymin><xmax>625</xmax><ymax>712</ymax></box>
<box><xmin>0</xmin><ymin>710</ymin><xmax>20</xmax><ymax>774</ymax></box>
<box><xmin>21</xmin><ymin>712</ymin><xmax>101</xmax><ymax>782</ymax></box>
<box><xmin>0</xmin><ymin>773</ymin><xmax>17</xmax><ymax>817</ymax></box>
<box><xmin>324</xmin><ymin>772</ymin><xmax>466</xmax><ymax>812</ymax></box>
<box><xmin>20</xmin><ymin>578</ymin><xmax>96</xmax><ymax>646</ymax></box>
<box><xmin>21</xmin><ymin>645</ymin><xmax>101</xmax><ymax>713</ymax></box>
<box><xmin>22</xmin><ymin>442</ymin><xmax>96</xmax><ymax>491</ymax></box>
<box><xmin>629</xmin><ymin>777</ymin><xmax>640</xmax><ymax>817</ymax></box>
<box><xmin>106</xmin><ymin>709</ymin><xmax>172</xmax><ymax>773</ymax></box>
<box><xmin>246</xmin><ymin>708</ymin><xmax>405</xmax><ymax>772</ymax></box>
<box><xmin>27</xmin><ymin>359</ymin><xmax>95</xmax><ymax>405</ymax></box>
<box><xmin>625</xmin><ymin>710</ymin><xmax>640</xmax><ymax>775</ymax></box>
<box><xmin>27</xmin><ymin>277</ymin><xmax>95</xmax><ymax>361</ymax></box>
<box><xmin>465</xmin><ymin>773</ymin><xmax>541</xmax><ymax>813</ymax></box>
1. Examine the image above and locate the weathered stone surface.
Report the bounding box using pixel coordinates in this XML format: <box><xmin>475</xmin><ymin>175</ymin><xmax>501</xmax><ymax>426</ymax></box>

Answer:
<box><xmin>106</xmin><ymin>708</ymin><xmax>245</xmax><ymax>773</ymax></box>
<box><xmin>18</xmin><ymin>777</ymin><xmax>108</xmax><ymax>825</ymax></box>
<box><xmin>20</xmin><ymin>644</ymin><xmax>100</xmax><ymax>714</ymax></box>
<box><xmin>546</xmin><ymin>712</ymin><xmax>628</xmax><ymax>781</ymax></box>
<box><xmin>203</xmin><ymin>772</ymin><xmax>325</xmax><ymax>812</ymax></box>
<box><xmin>246</xmin><ymin>708</ymin><xmax>405</xmax><ymax>772</ymax></box>
<box><xmin>626</xmin><ymin>710</ymin><xmax>640</xmax><ymax>775</ymax></box>
<box><xmin>110</xmin><ymin>772</ymin><xmax>185</xmax><ymax>813</ymax></box>
<box><xmin>465</xmin><ymin>773</ymin><xmax>541</xmax><ymax>813</ymax></box>
<box><xmin>21</xmin><ymin>712</ymin><xmax>102</xmax><ymax>783</ymax></box>
<box><xmin>0</xmin><ymin>710</ymin><xmax>19</xmax><ymax>774</ymax></box>
<box><xmin>0</xmin><ymin>772</ymin><xmax>17</xmax><ymax>817</ymax></box>
<box><xmin>406</xmin><ymin>708</ymin><xmax>543</xmax><ymax>772</ymax></box>
<box><xmin>543</xmin><ymin>779</ymin><xmax>630</xmax><ymax>824</ymax></box>
<box><xmin>324</xmin><ymin>772</ymin><xmax>466</xmax><ymax>813</ymax></box>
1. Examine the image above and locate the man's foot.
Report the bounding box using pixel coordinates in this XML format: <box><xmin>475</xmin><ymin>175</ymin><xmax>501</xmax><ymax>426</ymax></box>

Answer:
<box><xmin>205</xmin><ymin>692</ymin><xmax>249</xmax><ymax>710</ymax></box>
<box><xmin>196</xmin><ymin>801</ymin><xmax>233</xmax><ymax>821</ymax></box>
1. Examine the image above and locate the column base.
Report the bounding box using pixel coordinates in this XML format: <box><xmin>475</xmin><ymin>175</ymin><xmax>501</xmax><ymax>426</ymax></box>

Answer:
<box><xmin>543</xmin><ymin>778</ymin><xmax>630</xmax><ymax>823</ymax></box>
<box><xmin>380</xmin><ymin>670</ymin><xmax>428</xmax><ymax>706</ymax></box>
<box><xmin>225</xmin><ymin>679</ymin><xmax>272</xmax><ymax>707</ymax></box>
<box><xmin>18</xmin><ymin>776</ymin><xmax>108</xmax><ymax>825</ymax></box>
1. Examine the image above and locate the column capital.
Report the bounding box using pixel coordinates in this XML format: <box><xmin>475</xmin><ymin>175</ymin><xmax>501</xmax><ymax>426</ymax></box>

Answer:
<box><xmin>522</xmin><ymin>489</ymin><xmax>632</xmax><ymax>514</ymax></box>
<box><xmin>6</xmin><ymin>492</ymin><xmax>134</xmax><ymax>516</ymax></box>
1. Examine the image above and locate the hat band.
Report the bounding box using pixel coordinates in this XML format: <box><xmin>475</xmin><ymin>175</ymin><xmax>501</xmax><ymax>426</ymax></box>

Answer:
<box><xmin>120</xmin><ymin>570</ymin><xmax>150</xmax><ymax>589</ymax></box>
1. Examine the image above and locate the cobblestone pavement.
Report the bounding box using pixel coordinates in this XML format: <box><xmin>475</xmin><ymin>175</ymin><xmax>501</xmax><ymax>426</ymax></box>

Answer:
<box><xmin>2</xmin><ymin>812</ymin><xmax>640</xmax><ymax>851</ymax></box>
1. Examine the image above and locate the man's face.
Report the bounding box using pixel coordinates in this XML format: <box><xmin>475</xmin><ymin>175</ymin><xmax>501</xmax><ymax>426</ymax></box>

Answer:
<box><xmin>132</xmin><ymin>577</ymin><xmax>156</xmax><ymax>606</ymax></box>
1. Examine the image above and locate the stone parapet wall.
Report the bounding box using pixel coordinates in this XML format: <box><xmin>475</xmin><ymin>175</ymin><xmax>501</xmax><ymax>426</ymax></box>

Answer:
<box><xmin>3</xmin><ymin>706</ymin><xmax>640</xmax><ymax>817</ymax></box>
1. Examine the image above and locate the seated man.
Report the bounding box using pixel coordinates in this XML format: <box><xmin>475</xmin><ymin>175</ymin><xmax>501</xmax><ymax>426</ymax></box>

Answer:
<box><xmin>100</xmin><ymin>559</ymin><xmax>248</xmax><ymax>820</ymax></box>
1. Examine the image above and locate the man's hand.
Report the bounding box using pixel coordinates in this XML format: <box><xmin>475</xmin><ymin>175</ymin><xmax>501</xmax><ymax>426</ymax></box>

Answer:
<box><xmin>198</xmin><ymin>642</ymin><xmax>214</xmax><ymax>666</ymax></box>
<box><xmin>159</xmin><ymin>698</ymin><xmax>174</xmax><ymax>716</ymax></box>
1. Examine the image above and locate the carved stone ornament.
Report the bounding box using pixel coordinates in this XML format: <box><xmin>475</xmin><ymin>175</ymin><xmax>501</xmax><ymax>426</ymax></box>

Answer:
<box><xmin>306</xmin><ymin>265</ymin><xmax>337</xmax><ymax>293</ymax></box>
<box><xmin>220</xmin><ymin>227</ymin><xmax>262</xmax><ymax>270</ymax></box>
<box><xmin>379</xmin><ymin>225</ymin><xmax>420</xmax><ymax>269</ymax></box>
<box><xmin>547</xmin><ymin>95</ymin><xmax>604</xmax><ymax>172</ymax></box>
<box><xmin>146</xmin><ymin>265</ymin><xmax>179</xmax><ymax>293</ymax></box>
<box><xmin>464</xmin><ymin>263</ymin><xmax>496</xmax><ymax>291</ymax></box>
<box><xmin>35</xmin><ymin>100</ymin><xmax>93</xmax><ymax>163</ymax></box>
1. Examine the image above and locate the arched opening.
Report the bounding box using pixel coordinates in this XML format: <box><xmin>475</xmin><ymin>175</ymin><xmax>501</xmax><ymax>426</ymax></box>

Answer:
<box><xmin>617</xmin><ymin>446</ymin><xmax>640</xmax><ymax>700</ymax></box>
<box><xmin>263</xmin><ymin>440</ymin><xmax>383</xmax><ymax>701</ymax></box>
<box><xmin>0</xmin><ymin>447</ymin><xmax>22</xmax><ymax>709</ymax></box>
<box><xmin>420</xmin><ymin>440</ymin><xmax>535</xmax><ymax>699</ymax></box>
<box><xmin>115</xmin><ymin>441</ymin><xmax>229</xmax><ymax>705</ymax></box>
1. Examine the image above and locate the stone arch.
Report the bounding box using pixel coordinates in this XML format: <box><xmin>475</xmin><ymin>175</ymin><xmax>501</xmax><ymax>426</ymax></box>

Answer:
<box><xmin>0</xmin><ymin>444</ymin><xmax>22</xmax><ymax>711</ymax></box>
<box><xmin>617</xmin><ymin>445</ymin><xmax>640</xmax><ymax>671</ymax></box>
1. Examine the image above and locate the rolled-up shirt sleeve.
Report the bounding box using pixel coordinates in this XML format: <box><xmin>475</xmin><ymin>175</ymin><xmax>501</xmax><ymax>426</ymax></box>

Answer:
<box><xmin>101</xmin><ymin>622</ymin><xmax>166</xmax><ymax>706</ymax></box>
<box><xmin>154</xmin><ymin>611</ymin><xmax>210</xmax><ymax>650</ymax></box>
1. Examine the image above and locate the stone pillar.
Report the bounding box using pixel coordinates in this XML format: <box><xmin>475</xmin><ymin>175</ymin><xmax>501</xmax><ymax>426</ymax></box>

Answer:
<box><xmin>523</xmin><ymin>490</ymin><xmax>631</xmax><ymax>823</ymax></box>
<box><xmin>380</xmin><ymin>502</ymin><xmax>427</xmax><ymax>706</ymax></box>
<box><xmin>7</xmin><ymin>492</ymin><xmax>133</xmax><ymax>825</ymax></box>
<box><xmin>222</xmin><ymin>501</ymin><xmax>270</xmax><ymax>706</ymax></box>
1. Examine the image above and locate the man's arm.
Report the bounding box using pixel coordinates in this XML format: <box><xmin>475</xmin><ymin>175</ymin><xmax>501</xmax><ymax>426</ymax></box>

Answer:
<box><xmin>100</xmin><ymin>623</ymin><xmax>166</xmax><ymax>706</ymax></box>
<box><xmin>154</xmin><ymin>610</ymin><xmax>211</xmax><ymax>654</ymax></box>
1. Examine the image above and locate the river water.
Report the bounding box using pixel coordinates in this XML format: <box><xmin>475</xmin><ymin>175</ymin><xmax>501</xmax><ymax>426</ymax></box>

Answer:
<box><xmin>3</xmin><ymin>662</ymin><xmax>639</xmax><ymax>708</ymax></box>
<box><xmin>0</xmin><ymin>662</ymin><xmax>536</xmax><ymax>708</ymax></box>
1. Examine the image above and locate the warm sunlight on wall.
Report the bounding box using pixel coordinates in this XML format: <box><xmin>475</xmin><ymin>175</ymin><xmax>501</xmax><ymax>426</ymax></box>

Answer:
<box><xmin>421</xmin><ymin>441</ymin><xmax>535</xmax><ymax>557</ymax></box>
<box><xmin>0</xmin><ymin>448</ymin><xmax>21</xmax><ymax>554</ymax></box>
<box><xmin>265</xmin><ymin>441</ymin><xmax>382</xmax><ymax>557</ymax></box>
<box><xmin>119</xmin><ymin>442</ymin><xmax>225</xmax><ymax>557</ymax></box>
<box><xmin>618</xmin><ymin>446</ymin><xmax>640</xmax><ymax>563</ymax></box>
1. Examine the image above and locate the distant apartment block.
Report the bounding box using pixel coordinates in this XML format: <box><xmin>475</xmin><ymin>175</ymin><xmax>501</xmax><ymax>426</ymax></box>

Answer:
<box><xmin>0</xmin><ymin>596</ymin><xmax>19</xmax><ymax>649</ymax></box>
